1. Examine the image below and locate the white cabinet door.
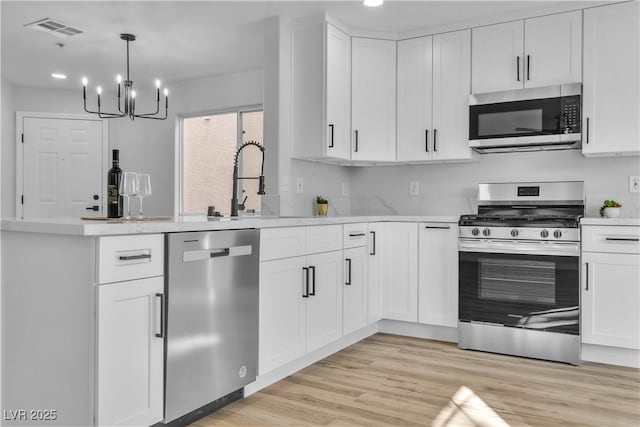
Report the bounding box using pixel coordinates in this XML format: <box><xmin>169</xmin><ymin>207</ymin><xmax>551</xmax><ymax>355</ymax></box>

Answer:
<box><xmin>351</xmin><ymin>37</ymin><xmax>397</xmax><ymax>162</ymax></box>
<box><xmin>326</xmin><ymin>23</ymin><xmax>352</xmax><ymax>160</ymax></box>
<box><xmin>472</xmin><ymin>20</ymin><xmax>524</xmax><ymax>93</ymax></box>
<box><xmin>582</xmin><ymin>252</ymin><xmax>640</xmax><ymax>349</ymax></box>
<box><xmin>583</xmin><ymin>1</ymin><xmax>640</xmax><ymax>156</ymax></box>
<box><xmin>418</xmin><ymin>223</ymin><xmax>459</xmax><ymax>327</ymax></box>
<box><xmin>343</xmin><ymin>246</ymin><xmax>369</xmax><ymax>335</ymax></box>
<box><xmin>98</xmin><ymin>276</ymin><xmax>163</xmax><ymax>427</ymax></box>
<box><xmin>259</xmin><ymin>256</ymin><xmax>307</xmax><ymax>374</ymax></box>
<box><xmin>432</xmin><ymin>29</ymin><xmax>473</xmax><ymax>162</ymax></box>
<box><xmin>397</xmin><ymin>36</ymin><xmax>433</xmax><ymax>161</ymax></box>
<box><xmin>524</xmin><ymin>11</ymin><xmax>582</xmax><ymax>88</ymax></box>
<box><xmin>382</xmin><ymin>223</ymin><xmax>418</xmax><ymax>322</ymax></box>
<box><xmin>306</xmin><ymin>251</ymin><xmax>344</xmax><ymax>352</ymax></box>
<box><xmin>367</xmin><ymin>223</ymin><xmax>384</xmax><ymax>324</ymax></box>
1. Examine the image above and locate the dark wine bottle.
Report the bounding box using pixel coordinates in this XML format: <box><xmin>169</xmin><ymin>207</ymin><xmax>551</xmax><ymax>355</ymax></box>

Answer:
<box><xmin>107</xmin><ymin>149</ymin><xmax>123</xmax><ymax>218</ymax></box>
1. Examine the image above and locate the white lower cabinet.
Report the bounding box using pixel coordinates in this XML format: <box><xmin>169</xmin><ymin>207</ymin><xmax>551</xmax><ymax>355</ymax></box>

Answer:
<box><xmin>343</xmin><ymin>245</ymin><xmax>369</xmax><ymax>335</ymax></box>
<box><xmin>97</xmin><ymin>276</ymin><xmax>164</xmax><ymax>427</ymax></box>
<box><xmin>306</xmin><ymin>251</ymin><xmax>344</xmax><ymax>351</ymax></box>
<box><xmin>382</xmin><ymin>223</ymin><xmax>419</xmax><ymax>322</ymax></box>
<box><xmin>259</xmin><ymin>256</ymin><xmax>308</xmax><ymax>375</ymax></box>
<box><xmin>418</xmin><ymin>223</ymin><xmax>459</xmax><ymax>327</ymax></box>
<box><xmin>582</xmin><ymin>253</ymin><xmax>640</xmax><ymax>350</ymax></box>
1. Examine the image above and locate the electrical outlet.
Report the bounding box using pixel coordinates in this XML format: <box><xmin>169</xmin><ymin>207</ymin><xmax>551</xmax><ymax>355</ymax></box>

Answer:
<box><xmin>282</xmin><ymin>176</ymin><xmax>289</xmax><ymax>192</ymax></box>
<box><xmin>341</xmin><ymin>182</ymin><xmax>350</xmax><ymax>196</ymax></box>
<box><xmin>630</xmin><ymin>176</ymin><xmax>640</xmax><ymax>193</ymax></box>
<box><xmin>296</xmin><ymin>177</ymin><xmax>304</xmax><ymax>193</ymax></box>
<box><xmin>409</xmin><ymin>181</ymin><xmax>419</xmax><ymax>196</ymax></box>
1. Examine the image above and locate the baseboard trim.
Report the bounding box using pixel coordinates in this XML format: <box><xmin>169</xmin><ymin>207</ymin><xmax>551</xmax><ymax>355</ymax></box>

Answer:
<box><xmin>581</xmin><ymin>344</ymin><xmax>640</xmax><ymax>368</ymax></box>
<box><xmin>378</xmin><ymin>319</ymin><xmax>458</xmax><ymax>343</ymax></box>
<box><xmin>244</xmin><ymin>324</ymin><xmax>378</xmax><ymax>396</ymax></box>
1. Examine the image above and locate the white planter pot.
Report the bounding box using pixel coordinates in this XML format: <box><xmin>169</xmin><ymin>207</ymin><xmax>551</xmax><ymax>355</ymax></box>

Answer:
<box><xmin>604</xmin><ymin>207</ymin><xmax>621</xmax><ymax>218</ymax></box>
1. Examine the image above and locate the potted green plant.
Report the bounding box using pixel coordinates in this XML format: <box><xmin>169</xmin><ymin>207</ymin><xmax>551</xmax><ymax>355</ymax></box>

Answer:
<box><xmin>599</xmin><ymin>200</ymin><xmax>622</xmax><ymax>218</ymax></box>
<box><xmin>316</xmin><ymin>196</ymin><xmax>328</xmax><ymax>216</ymax></box>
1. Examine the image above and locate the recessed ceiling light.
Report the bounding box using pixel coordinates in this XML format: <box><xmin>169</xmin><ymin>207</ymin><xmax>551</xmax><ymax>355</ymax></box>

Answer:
<box><xmin>364</xmin><ymin>0</ymin><xmax>383</xmax><ymax>7</ymax></box>
<box><xmin>51</xmin><ymin>73</ymin><xmax>67</xmax><ymax>79</ymax></box>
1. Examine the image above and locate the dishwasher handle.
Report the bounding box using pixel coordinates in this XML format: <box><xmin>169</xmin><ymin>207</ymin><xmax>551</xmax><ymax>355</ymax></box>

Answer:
<box><xmin>182</xmin><ymin>245</ymin><xmax>253</xmax><ymax>262</ymax></box>
<box><xmin>210</xmin><ymin>248</ymin><xmax>230</xmax><ymax>258</ymax></box>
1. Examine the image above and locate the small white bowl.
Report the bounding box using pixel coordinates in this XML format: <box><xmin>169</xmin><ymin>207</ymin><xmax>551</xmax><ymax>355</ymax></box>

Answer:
<box><xmin>604</xmin><ymin>207</ymin><xmax>621</xmax><ymax>218</ymax></box>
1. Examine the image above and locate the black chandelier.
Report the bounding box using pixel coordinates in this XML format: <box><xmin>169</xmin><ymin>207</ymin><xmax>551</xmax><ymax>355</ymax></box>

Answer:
<box><xmin>82</xmin><ymin>33</ymin><xmax>168</xmax><ymax>120</ymax></box>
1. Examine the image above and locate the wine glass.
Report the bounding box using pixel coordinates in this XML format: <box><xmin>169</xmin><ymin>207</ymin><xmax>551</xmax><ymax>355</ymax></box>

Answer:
<box><xmin>119</xmin><ymin>172</ymin><xmax>139</xmax><ymax>219</ymax></box>
<box><xmin>137</xmin><ymin>173</ymin><xmax>152</xmax><ymax>219</ymax></box>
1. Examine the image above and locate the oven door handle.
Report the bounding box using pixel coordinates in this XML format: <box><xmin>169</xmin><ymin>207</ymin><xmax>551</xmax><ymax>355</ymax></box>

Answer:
<box><xmin>459</xmin><ymin>238</ymin><xmax>579</xmax><ymax>257</ymax></box>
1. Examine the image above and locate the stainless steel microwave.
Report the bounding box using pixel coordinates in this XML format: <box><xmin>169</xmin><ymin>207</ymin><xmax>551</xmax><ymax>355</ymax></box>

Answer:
<box><xmin>469</xmin><ymin>83</ymin><xmax>582</xmax><ymax>153</ymax></box>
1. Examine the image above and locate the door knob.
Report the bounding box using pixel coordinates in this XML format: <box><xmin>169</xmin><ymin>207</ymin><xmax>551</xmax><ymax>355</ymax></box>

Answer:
<box><xmin>93</xmin><ymin>194</ymin><xmax>100</xmax><ymax>200</ymax></box>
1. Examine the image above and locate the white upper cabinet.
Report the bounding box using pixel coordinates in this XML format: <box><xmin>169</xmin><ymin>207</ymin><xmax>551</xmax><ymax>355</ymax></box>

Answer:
<box><xmin>397</xmin><ymin>36</ymin><xmax>433</xmax><ymax>162</ymax></box>
<box><xmin>582</xmin><ymin>1</ymin><xmax>640</xmax><ymax>156</ymax></box>
<box><xmin>292</xmin><ymin>22</ymin><xmax>351</xmax><ymax>161</ymax></box>
<box><xmin>351</xmin><ymin>37</ymin><xmax>397</xmax><ymax>162</ymax></box>
<box><xmin>472</xmin><ymin>21</ymin><xmax>524</xmax><ymax>93</ymax></box>
<box><xmin>325</xmin><ymin>24</ymin><xmax>352</xmax><ymax>160</ymax></box>
<box><xmin>472</xmin><ymin>11</ymin><xmax>582</xmax><ymax>93</ymax></box>
<box><xmin>524</xmin><ymin>11</ymin><xmax>582</xmax><ymax>88</ymax></box>
<box><xmin>432</xmin><ymin>29</ymin><xmax>473</xmax><ymax>161</ymax></box>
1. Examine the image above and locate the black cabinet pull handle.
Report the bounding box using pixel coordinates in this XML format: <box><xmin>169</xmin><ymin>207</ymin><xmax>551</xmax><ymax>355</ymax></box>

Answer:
<box><xmin>309</xmin><ymin>266</ymin><xmax>316</xmax><ymax>296</ymax></box>
<box><xmin>119</xmin><ymin>253</ymin><xmax>151</xmax><ymax>261</ymax></box>
<box><xmin>302</xmin><ymin>267</ymin><xmax>309</xmax><ymax>298</ymax></box>
<box><xmin>328</xmin><ymin>124</ymin><xmax>334</xmax><ymax>148</ymax></box>
<box><xmin>349</xmin><ymin>233</ymin><xmax>366</xmax><ymax>237</ymax></box>
<box><xmin>516</xmin><ymin>56</ymin><xmax>520</xmax><ymax>82</ymax></box>
<box><xmin>526</xmin><ymin>55</ymin><xmax>531</xmax><ymax>80</ymax></box>
<box><xmin>605</xmin><ymin>237</ymin><xmax>639</xmax><ymax>242</ymax></box>
<box><xmin>370</xmin><ymin>231</ymin><xmax>376</xmax><ymax>255</ymax></box>
<box><xmin>424</xmin><ymin>225</ymin><xmax>451</xmax><ymax>229</ymax></box>
<box><xmin>155</xmin><ymin>293</ymin><xmax>165</xmax><ymax>338</ymax></box>
<box><xmin>425</xmin><ymin>129</ymin><xmax>429</xmax><ymax>152</ymax></box>
<box><xmin>433</xmin><ymin>129</ymin><xmax>438</xmax><ymax>152</ymax></box>
<box><xmin>585</xmin><ymin>262</ymin><xmax>589</xmax><ymax>291</ymax></box>
<box><xmin>86</xmin><ymin>205</ymin><xmax>100</xmax><ymax>211</ymax></box>
<box><xmin>585</xmin><ymin>117</ymin><xmax>590</xmax><ymax>144</ymax></box>
<box><xmin>354</xmin><ymin>130</ymin><xmax>359</xmax><ymax>152</ymax></box>
<box><xmin>345</xmin><ymin>258</ymin><xmax>352</xmax><ymax>285</ymax></box>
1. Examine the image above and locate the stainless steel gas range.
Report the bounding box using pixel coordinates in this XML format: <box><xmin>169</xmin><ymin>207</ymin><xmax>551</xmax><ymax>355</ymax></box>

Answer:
<box><xmin>458</xmin><ymin>181</ymin><xmax>584</xmax><ymax>364</ymax></box>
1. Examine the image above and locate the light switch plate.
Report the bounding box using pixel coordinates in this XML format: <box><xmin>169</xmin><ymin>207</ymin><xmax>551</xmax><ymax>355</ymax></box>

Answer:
<box><xmin>630</xmin><ymin>176</ymin><xmax>640</xmax><ymax>193</ymax></box>
<box><xmin>409</xmin><ymin>181</ymin><xmax>419</xmax><ymax>196</ymax></box>
<box><xmin>342</xmin><ymin>182</ymin><xmax>350</xmax><ymax>196</ymax></box>
<box><xmin>296</xmin><ymin>177</ymin><xmax>304</xmax><ymax>193</ymax></box>
<box><xmin>282</xmin><ymin>176</ymin><xmax>289</xmax><ymax>192</ymax></box>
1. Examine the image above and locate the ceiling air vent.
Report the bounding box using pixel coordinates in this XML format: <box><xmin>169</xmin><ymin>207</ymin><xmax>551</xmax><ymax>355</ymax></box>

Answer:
<box><xmin>24</xmin><ymin>18</ymin><xmax>83</xmax><ymax>38</ymax></box>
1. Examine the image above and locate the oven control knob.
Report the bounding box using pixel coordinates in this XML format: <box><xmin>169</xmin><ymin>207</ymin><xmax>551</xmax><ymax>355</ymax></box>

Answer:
<box><xmin>472</xmin><ymin>228</ymin><xmax>480</xmax><ymax>236</ymax></box>
<box><xmin>553</xmin><ymin>230</ymin><xmax>562</xmax><ymax>239</ymax></box>
<box><xmin>482</xmin><ymin>228</ymin><xmax>491</xmax><ymax>237</ymax></box>
<box><xmin>540</xmin><ymin>229</ymin><xmax>549</xmax><ymax>238</ymax></box>
<box><xmin>510</xmin><ymin>229</ymin><xmax>519</xmax><ymax>237</ymax></box>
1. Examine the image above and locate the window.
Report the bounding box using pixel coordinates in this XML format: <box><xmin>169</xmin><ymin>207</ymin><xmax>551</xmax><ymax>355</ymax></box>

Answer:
<box><xmin>181</xmin><ymin>108</ymin><xmax>263</xmax><ymax>215</ymax></box>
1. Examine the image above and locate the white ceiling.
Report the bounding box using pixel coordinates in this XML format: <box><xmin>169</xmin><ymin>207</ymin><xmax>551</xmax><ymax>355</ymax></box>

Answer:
<box><xmin>1</xmin><ymin>0</ymin><xmax>603</xmax><ymax>90</ymax></box>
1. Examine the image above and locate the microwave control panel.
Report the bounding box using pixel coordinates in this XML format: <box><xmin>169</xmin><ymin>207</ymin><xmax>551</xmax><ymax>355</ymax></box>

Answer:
<box><xmin>561</xmin><ymin>95</ymin><xmax>581</xmax><ymax>134</ymax></box>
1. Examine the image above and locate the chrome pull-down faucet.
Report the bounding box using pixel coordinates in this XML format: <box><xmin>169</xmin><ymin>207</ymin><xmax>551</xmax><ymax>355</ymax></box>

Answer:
<box><xmin>231</xmin><ymin>141</ymin><xmax>265</xmax><ymax>217</ymax></box>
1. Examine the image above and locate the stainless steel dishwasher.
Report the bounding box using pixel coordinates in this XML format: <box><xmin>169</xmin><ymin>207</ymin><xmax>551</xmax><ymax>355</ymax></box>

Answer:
<box><xmin>164</xmin><ymin>229</ymin><xmax>259</xmax><ymax>424</ymax></box>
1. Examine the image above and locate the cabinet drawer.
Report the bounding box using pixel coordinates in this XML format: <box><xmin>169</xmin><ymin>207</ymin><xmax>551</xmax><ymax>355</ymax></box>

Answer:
<box><xmin>582</xmin><ymin>226</ymin><xmax>640</xmax><ymax>254</ymax></box>
<box><xmin>343</xmin><ymin>223</ymin><xmax>369</xmax><ymax>249</ymax></box>
<box><xmin>306</xmin><ymin>224</ymin><xmax>342</xmax><ymax>254</ymax></box>
<box><xmin>98</xmin><ymin>234</ymin><xmax>164</xmax><ymax>284</ymax></box>
<box><xmin>260</xmin><ymin>227</ymin><xmax>306</xmax><ymax>261</ymax></box>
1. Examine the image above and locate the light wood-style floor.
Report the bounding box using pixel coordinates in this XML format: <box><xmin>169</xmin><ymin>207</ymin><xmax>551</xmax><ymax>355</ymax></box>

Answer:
<box><xmin>191</xmin><ymin>334</ymin><xmax>640</xmax><ymax>427</ymax></box>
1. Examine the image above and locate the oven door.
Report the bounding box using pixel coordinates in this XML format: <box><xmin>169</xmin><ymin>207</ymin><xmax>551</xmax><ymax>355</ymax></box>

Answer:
<box><xmin>459</xmin><ymin>239</ymin><xmax>580</xmax><ymax>335</ymax></box>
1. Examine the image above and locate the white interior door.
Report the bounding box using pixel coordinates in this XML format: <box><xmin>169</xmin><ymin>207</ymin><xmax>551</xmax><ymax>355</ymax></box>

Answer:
<box><xmin>21</xmin><ymin>116</ymin><xmax>105</xmax><ymax>218</ymax></box>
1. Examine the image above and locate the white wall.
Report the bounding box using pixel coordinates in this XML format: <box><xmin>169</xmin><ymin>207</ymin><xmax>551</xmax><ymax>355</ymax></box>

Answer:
<box><xmin>350</xmin><ymin>150</ymin><xmax>640</xmax><ymax>218</ymax></box>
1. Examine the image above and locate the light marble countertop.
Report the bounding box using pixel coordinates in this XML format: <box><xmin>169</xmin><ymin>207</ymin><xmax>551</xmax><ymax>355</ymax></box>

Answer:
<box><xmin>580</xmin><ymin>217</ymin><xmax>640</xmax><ymax>226</ymax></box>
<box><xmin>1</xmin><ymin>215</ymin><xmax>460</xmax><ymax>236</ymax></box>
